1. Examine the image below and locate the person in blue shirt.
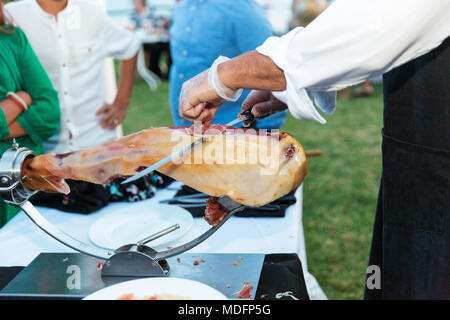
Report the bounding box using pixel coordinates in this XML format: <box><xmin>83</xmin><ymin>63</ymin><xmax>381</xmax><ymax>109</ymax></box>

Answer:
<box><xmin>169</xmin><ymin>0</ymin><xmax>287</xmax><ymax>128</ymax></box>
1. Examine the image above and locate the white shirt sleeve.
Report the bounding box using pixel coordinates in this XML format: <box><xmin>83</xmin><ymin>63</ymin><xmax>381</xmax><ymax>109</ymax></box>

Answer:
<box><xmin>100</xmin><ymin>11</ymin><xmax>140</xmax><ymax>60</ymax></box>
<box><xmin>257</xmin><ymin>0</ymin><xmax>450</xmax><ymax>123</ymax></box>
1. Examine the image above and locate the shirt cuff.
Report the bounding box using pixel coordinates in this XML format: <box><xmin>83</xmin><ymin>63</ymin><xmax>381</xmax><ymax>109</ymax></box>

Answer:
<box><xmin>271</xmin><ymin>86</ymin><xmax>328</xmax><ymax>124</ymax></box>
<box><xmin>257</xmin><ymin>28</ymin><xmax>337</xmax><ymax>123</ymax></box>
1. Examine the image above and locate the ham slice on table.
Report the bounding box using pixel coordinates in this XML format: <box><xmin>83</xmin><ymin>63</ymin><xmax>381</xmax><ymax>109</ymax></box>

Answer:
<box><xmin>21</xmin><ymin>125</ymin><xmax>308</xmax><ymax>225</ymax></box>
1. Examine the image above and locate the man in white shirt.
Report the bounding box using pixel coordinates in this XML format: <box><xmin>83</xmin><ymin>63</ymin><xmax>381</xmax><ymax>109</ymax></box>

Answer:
<box><xmin>177</xmin><ymin>0</ymin><xmax>450</xmax><ymax>299</ymax></box>
<box><xmin>6</xmin><ymin>0</ymin><xmax>140</xmax><ymax>154</ymax></box>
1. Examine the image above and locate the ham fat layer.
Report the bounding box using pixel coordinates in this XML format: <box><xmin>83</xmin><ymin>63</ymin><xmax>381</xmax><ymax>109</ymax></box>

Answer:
<box><xmin>21</xmin><ymin>126</ymin><xmax>308</xmax><ymax>223</ymax></box>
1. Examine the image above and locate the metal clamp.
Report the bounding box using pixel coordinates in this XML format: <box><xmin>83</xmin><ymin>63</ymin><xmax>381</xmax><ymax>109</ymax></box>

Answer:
<box><xmin>0</xmin><ymin>142</ymin><xmax>112</xmax><ymax>260</ymax></box>
<box><xmin>0</xmin><ymin>140</ymin><xmax>37</xmax><ymax>205</ymax></box>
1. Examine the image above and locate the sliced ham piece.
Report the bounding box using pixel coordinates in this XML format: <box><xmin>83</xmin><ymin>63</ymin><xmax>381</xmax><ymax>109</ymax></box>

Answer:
<box><xmin>237</xmin><ymin>281</ymin><xmax>253</xmax><ymax>299</ymax></box>
<box><xmin>21</xmin><ymin>125</ymin><xmax>308</xmax><ymax>224</ymax></box>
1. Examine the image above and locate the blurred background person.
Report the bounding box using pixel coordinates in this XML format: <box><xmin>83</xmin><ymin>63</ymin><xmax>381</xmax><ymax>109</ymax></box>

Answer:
<box><xmin>169</xmin><ymin>0</ymin><xmax>287</xmax><ymax>129</ymax></box>
<box><xmin>0</xmin><ymin>2</ymin><xmax>60</xmax><ymax>227</ymax></box>
<box><xmin>6</xmin><ymin>0</ymin><xmax>139</xmax><ymax>154</ymax></box>
<box><xmin>289</xmin><ymin>0</ymin><xmax>328</xmax><ymax>29</ymax></box>
<box><xmin>130</xmin><ymin>0</ymin><xmax>152</xmax><ymax>30</ymax></box>
<box><xmin>130</xmin><ymin>0</ymin><xmax>172</xmax><ymax>79</ymax></box>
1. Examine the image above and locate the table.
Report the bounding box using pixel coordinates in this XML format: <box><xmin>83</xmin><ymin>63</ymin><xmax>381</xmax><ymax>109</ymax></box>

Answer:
<box><xmin>0</xmin><ymin>183</ymin><xmax>326</xmax><ymax>299</ymax></box>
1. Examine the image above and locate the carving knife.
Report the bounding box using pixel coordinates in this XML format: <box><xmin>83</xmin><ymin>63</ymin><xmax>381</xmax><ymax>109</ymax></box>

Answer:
<box><xmin>121</xmin><ymin>111</ymin><xmax>255</xmax><ymax>184</ymax></box>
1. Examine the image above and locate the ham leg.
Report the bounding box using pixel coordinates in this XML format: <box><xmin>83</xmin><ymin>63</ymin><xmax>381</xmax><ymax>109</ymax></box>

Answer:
<box><xmin>21</xmin><ymin>126</ymin><xmax>308</xmax><ymax>224</ymax></box>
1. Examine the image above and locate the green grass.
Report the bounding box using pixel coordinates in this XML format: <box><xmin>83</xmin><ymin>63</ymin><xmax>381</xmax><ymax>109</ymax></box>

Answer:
<box><xmin>122</xmin><ymin>79</ymin><xmax>384</xmax><ymax>300</ymax></box>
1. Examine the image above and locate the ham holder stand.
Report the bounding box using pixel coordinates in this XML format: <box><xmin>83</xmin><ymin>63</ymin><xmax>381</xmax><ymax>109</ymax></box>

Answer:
<box><xmin>0</xmin><ymin>142</ymin><xmax>248</xmax><ymax>280</ymax></box>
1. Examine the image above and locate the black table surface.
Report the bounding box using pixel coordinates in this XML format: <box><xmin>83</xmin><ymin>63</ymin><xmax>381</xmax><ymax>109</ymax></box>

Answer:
<box><xmin>0</xmin><ymin>253</ymin><xmax>309</xmax><ymax>300</ymax></box>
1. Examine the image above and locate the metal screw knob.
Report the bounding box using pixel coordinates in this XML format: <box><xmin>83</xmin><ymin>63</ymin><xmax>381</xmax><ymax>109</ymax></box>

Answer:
<box><xmin>1</xmin><ymin>177</ymin><xmax>10</xmax><ymax>185</ymax></box>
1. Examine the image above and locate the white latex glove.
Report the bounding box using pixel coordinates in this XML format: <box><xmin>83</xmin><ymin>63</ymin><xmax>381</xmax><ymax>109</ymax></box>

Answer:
<box><xmin>179</xmin><ymin>56</ymin><xmax>243</xmax><ymax>125</ymax></box>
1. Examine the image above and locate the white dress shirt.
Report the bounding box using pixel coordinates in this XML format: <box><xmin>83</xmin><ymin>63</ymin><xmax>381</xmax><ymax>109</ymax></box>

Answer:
<box><xmin>256</xmin><ymin>0</ymin><xmax>450</xmax><ymax>123</ymax></box>
<box><xmin>6</xmin><ymin>0</ymin><xmax>140</xmax><ymax>153</ymax></box>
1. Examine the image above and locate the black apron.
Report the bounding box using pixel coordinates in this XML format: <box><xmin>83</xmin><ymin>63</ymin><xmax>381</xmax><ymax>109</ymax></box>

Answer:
<box><xmin>365</xmin><ymin>37</ymin><xmax>450</xmax><ymax>299</ymax></box>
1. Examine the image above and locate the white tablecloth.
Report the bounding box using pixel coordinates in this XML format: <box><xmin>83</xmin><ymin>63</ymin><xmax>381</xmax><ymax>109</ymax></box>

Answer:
<box><xmin>0</xmin><ymin>183</ymin><xmax>326</xmax><ymax>299</ymax></box>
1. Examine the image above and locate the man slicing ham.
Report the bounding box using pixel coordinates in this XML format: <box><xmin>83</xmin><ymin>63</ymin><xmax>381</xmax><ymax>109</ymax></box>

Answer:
<box><xmin>178</xmin><ymin>0</ymin><xmax>450</xmax><ymax>300</ymax></box>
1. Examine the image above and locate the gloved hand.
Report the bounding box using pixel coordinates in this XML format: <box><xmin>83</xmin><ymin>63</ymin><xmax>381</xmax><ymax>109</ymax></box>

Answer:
<box><xmin>179</xmin><ymin>56</ymin><xmax>243</xmax><ymax>126</ymax></box>
<box><xmin>241</xmin><ymin>90</ymin><xmax>288</xmax><ymax>119</ymax></box>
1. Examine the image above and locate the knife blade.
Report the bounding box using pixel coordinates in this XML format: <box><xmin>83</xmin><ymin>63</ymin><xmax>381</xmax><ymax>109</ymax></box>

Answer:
<box><xmin>121</xmin><ymin>111</ymin><xmax>255</xmax><ymax>185</ymax></box>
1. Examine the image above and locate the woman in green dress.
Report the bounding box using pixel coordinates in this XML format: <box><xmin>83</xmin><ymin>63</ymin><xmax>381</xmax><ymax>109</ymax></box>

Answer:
<box><xmin>0</xmin><ymin>4</ymin><xmax>60</xmax><ymax>227</ymax></box>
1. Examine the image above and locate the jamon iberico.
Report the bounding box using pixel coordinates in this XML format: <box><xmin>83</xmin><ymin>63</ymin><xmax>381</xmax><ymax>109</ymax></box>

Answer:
<box><xmin>21</xmin><ymin>125</ymin><xmax>308</xmax><ymax>225</ymax></box>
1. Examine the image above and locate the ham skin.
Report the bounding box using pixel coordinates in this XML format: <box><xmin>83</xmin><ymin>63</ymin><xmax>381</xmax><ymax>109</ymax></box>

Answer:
<box><xmin>21</xmin><ymin>126</ymin><xmax>308</xmax><ymax>223</ymax></box>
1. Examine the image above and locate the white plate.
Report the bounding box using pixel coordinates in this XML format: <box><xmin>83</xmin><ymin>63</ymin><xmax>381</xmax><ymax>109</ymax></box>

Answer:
<box><xmin>89</xmin><ymin>203</ymin><xmax>193</xmax><ymax>250</ymax></box>
<box><xmin>83</xmin><ymin>277</ymin><xmax>227</xmax><ymax>300</ymax></box>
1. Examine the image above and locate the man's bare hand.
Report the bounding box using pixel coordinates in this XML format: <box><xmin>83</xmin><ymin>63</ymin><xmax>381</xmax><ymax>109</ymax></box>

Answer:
<box><xmin>241</xmin><ymin>90</ymin><xmax>288</xmax><ymax>119</ymax></box>
<box><xmin>96</xmin><ymin>101</ymin><xmax>128</xmax><ymax>130</ymax></box>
